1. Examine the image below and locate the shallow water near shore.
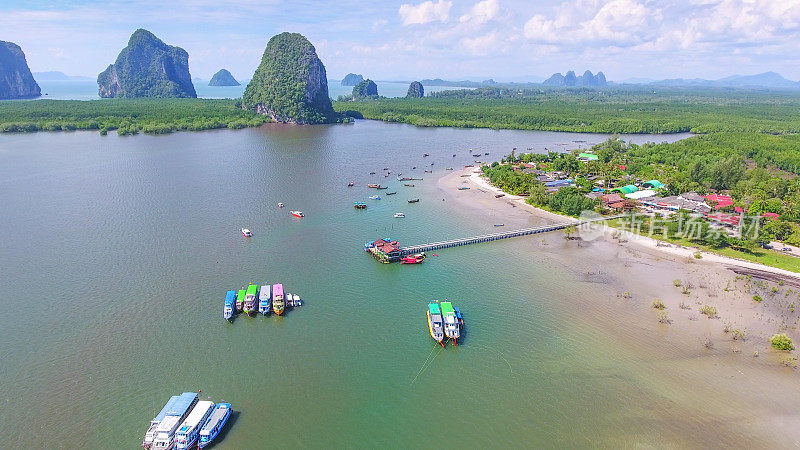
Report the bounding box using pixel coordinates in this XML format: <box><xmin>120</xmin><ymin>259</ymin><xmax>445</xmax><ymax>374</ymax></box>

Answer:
<box><xmin>3</xmin><ymin>121</ymin><xmax>798</xmax><ymax>448</ymax></box>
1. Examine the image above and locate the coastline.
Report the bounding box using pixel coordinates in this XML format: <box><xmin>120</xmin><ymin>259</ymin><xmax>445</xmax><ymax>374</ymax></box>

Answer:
<box><xmin>438</xmin><ymin>166</ymin><xmax>800</xmax><ymax>355</ymax></box>
<box><xmin>436</xmin><ymin>166</ymin><xmax>800</xmax><ymax>444</ymax></box>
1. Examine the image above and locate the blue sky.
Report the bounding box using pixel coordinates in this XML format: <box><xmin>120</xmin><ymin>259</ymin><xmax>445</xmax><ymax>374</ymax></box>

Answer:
<box><xmin>2</xmin><ymin>0</ymin><xmax>799</xmax><ymax>82</ymax></box>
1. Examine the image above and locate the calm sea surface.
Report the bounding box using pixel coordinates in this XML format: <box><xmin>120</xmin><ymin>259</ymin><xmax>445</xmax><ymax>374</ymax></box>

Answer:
<box><xmin>1</xmin><ymin>121</ymin><xmax>756</xmax><ymax>448</ymax></box>
<box><xmin>33</xmin><ymin>80</ymin><xmax>463</xmax><ymax>101</ymax></box>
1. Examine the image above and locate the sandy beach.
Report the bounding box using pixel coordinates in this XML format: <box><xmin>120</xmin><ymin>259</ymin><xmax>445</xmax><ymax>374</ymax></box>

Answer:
<box><xmin>439</xmin><ymin>167</ymin><xmax>800</xmax><ymax>365</ymax></box>
<box><xmin>436</xmin><ymin>167</ymin><xmax>800</xmax><ymax>444</ymax></box>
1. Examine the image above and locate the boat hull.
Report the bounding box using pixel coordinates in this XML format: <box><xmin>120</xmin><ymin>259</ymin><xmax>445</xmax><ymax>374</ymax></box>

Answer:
<box><xmin>427</xmin><ymin>311</ymin><xmax>444</xmax><ymax>345</ymax></box>
<box><xmin>198</xmin><ymin>406</ymin><xmax>231</xmax><ymax>449</ymax></box>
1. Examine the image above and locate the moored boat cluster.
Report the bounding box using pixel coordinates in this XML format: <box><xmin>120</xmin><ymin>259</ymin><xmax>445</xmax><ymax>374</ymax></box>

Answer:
<box><xmin>142</xmin><ymin>391</ymin><xmax>232</xmax><ymax>449</ymax></box>
<box><xmin>427</xmin><ymin>300</ymin><xmax>464</xmax><ymax>347</ymax></box>
<box><xmin>224</xmin><ymin>283</ymin><xmax>302</xmax><ymax>321</ymax></box>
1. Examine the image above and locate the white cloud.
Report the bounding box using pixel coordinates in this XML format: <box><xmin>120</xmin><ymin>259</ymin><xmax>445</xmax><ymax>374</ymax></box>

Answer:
<box><xmin>459</xmin><ymin>0</ymin><xmax>501</xmax><ymax>24</ymax></box>
<box><xmin>524</xmin><ymin>0</ymin><xmax>656</xmax><ymax>45</ymax></box>
<box><xmin>461</xmin><ymin>31</ymin><xmax>501</xmax><ymax>55</ymax></box>
<box><xmin>398</xmin><ymin>0</ymin><xmax>452</xmax><ymax>26</ymax></box>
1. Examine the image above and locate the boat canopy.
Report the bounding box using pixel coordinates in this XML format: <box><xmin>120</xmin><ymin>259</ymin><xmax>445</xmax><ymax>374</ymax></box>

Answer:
<box><xmin>259</xmin><ymin>285</ymin><xmax>270</xmax><ymax>300</ymax></box>
<box><xmin>428</xmin><ymin>302</ymin><xmax>441</xmax><ymax>315</ymax></box>
<box><xmin>224</xmin><ymin>290</ymin><xmax>235</xmax><ymax>307</ymax></box>
<box><xmin>154</xmin><ymin>395</ymin><xmax>180</xmax><ymax>423</ymax></box>
<box><xmin>440</xmin><ymin>302</ymin><xmax>455</xmax><ymax>315</ymax></box>
<box><xmin>167</xmin><ymin>392</ymin><xmax>198</xmax><ymax>416</ymax></box>
<box><xmin>273</xmin><ymin>284</ymin><xmax>283</xmax><ymax>298</ymax></box>
<box><xmin>237</xmin><ymin>289</ymin><xmax>246</xmax><ymax>300</ymax></box>
<box><xmin>246</xmin><ymin>284</ymin><xmax>258</xmax><ymax>296</ymax></box>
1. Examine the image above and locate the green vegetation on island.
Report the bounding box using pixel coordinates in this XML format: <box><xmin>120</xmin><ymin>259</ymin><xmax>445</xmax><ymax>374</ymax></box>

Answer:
<box><xmin>406</xmin><ymin>81</ymin><xmax>424</xmax><ymax>98</ymax></box>
<box><xmin>0</xmin><ymin>40</ymin><xmax>41</xmax><ymax>99</ymax></box>
<box><xmin>0</xmin><ymin>99</ymin><xmax>266</xmax><ymax>135</ymax></box>
<box><xmin>333</xmin><ymin>87</ymin><xmax>800</xmax><ymax>134</ymax></box>
<box><xmin>98</xmin><ymin>29</ymin><xmax>196</xmax><ymax>98</ymax></box>
<box><xmin>352</xmin><ymin>79</ymin><xmax>378</xmax><ymax>99</ymax></box>
<box><xmin>242</xmin><ymin>32</ymin><xmax>337</xmax><ymax>124</ymax></box>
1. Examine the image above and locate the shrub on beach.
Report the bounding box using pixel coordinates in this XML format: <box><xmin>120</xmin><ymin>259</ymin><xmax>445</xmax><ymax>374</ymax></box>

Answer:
<box><xmin>700</xmin><ymin>305</ymin><xmax>717</xmax><ymax>318</ymax></box>
<box><xmin>652</xmin><ymin>299</ymin><xmax>666</xmax><ymax>310</ymax></box>
<box><xmin>753</xmin><ymin>295</ymin><xmax>763</xmax><ymax>303</ymax></box>
<box><xmin>771</xmin><ymin>333</ymin><xmax>795</xmax><ymax>351</ymax></box>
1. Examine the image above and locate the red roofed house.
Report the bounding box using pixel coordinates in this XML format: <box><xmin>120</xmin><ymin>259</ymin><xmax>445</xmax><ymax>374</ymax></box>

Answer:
<box><xmin>705</xmin><ymin>194</ymin><xmax>734</xmax><ymax>210</ymax></box>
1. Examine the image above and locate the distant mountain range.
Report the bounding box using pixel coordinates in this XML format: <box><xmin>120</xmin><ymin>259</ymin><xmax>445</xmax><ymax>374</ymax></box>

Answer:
<box><xmin>418</xmin><ymin>71</ymin><xmax>800</xmax><ymax>90</ymax></box>
<box><xmin>645</xmin><ymin>72</ymin><xmax>799</xmax><ymax>89</ymax></box>
<box><xmin>33</xmin><ymin>71</ymin><xmax>92</xmax><ymax>81</ymax></box>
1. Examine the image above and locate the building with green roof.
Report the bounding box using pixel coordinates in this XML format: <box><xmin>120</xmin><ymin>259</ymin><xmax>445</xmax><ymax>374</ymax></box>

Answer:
<box><xmin>610</xmin><ymin>184</ymin><xmax>638</xmax><ymax>195</ymax></box>
<box><xmin>642</xmin><ymin>180</ymin><xmax>664</xmax><ymax>189</ymax></box>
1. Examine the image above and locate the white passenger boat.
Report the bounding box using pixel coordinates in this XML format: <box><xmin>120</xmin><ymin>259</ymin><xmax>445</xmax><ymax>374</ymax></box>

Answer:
<box><xmin>143</xmin><ymin>392</ymin><xmax>198</xmax><ymax>449</ymax></box>
<box><xmin>393</xmin><ymin>212</ymin><xmax>405</xmax><ymax>218</ymax></box>
<box><xmin>259</xmin><ymin>285</ymin><xmax>271</xmax><ymax>315</ymax></box>
<box><xmin>175</xmin><ymin>401</ymin><xmax>215</xmax><ymax>450</ymax></box>
<box><xmin>241</xmin><ymin>228</ymin><xmax>252</xmax><ymax>237</ymax></box>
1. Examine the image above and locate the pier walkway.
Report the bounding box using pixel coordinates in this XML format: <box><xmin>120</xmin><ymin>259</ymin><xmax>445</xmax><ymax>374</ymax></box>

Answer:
<box><xmin>398</xmin><ymin>217</ymin><xmax>612</xmax><ymax>257</ymax></box>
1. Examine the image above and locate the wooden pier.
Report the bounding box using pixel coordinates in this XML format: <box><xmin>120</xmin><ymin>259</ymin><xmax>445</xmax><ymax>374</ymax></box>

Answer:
<box><xmin>398</xmin><ymin>218</ymin><xmax>611</xmax><ymax>258</ymax></box>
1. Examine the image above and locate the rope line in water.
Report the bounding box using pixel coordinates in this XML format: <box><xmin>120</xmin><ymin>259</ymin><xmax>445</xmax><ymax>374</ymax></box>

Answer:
<box><xmin>411</xmin><ymin>338</ymin><xmax>449</xmax><ymax>385</ymax></box>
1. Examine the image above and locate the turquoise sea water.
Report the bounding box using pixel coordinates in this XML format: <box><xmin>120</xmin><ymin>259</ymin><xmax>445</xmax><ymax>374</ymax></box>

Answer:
<box><xmin>5</xmin><ymin>122</ymin><xmax>788</xmax><ymax>448</ymax></box>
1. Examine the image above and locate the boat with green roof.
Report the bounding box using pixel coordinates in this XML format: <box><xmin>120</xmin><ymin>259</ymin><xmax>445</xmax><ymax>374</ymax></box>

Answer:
<box><xmin>440</xmin><ymin>301</ymin><xmax>460</xmax><ymax>345</ymax></box>
<box><xmin>236</xmin><ymin>289</ymin><xmax>245</xmax><ymax>313</ymax></box>
<box><xmin>427</xmin><ymin>301</ymin><xmax>444</xmax><ymax>346</ymax></box>
<box><xmin>243</xmin><ymin>284</ymin><xmax>259</xmax><ymax>315</ymax></box>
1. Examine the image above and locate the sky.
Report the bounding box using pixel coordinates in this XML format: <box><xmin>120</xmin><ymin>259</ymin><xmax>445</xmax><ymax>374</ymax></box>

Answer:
<box><xmin>2</xmin><ymin>0</ymin><xmax>800</xmax><ymax>82</ymax></box>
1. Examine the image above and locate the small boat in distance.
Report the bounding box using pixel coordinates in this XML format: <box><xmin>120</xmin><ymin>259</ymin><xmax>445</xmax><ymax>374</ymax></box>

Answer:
<box><xmin>495</xmin><ymin>194</ymin><xmax>505</xmax><ymax>198</ymax></box>
<box><xmin>369</xmin><ymin>195</ymin><xmax>381</xmax><ymax>200</ymax></box>
<box><xmin>408</xmin><ymin>198</ymin><xmax>420</xmax><ymax>203</ymax></box>
<box><xmin>386</xmin><ymin>192</ymin><xmax>397</xmax><ymax>195</ymax></box>
<box><xmin>454</xmin><ymin>306</ymin><xmax>464</xmax><ymax>327</ymax></box>
<box><xmin>424</xmin><ymin>170</ymin><xmax>433</xmax><ymax>173</ymax></box>
<box><xmin>394</xmin><ymin>212</ymin><xmax>405</xmax><ymax>218</ymax></box>
<box><xmin>376</xmin><ymin>186</ymin><xmax>388</xmax><ymax>190</ymax></box>
<box><xmin>427</xmin><ymin>301</ymin><xmax>445</xmax><ymax>346</ymax></box>
<box><xmin>278</xmin><ymin>202</ymin><xmax>284</xmax><ymax>208</ymax></box>
<box><xmin>347</xmin><ymin>181</ymin><xmax>354</xmax><ymax>187</ymax></box>
<box><xmin>241</xmin><ymin>228</ymin><xmax>252</xmax><ymax>237</ymax></box>
<box><xmin>458</xmin><ymin>187</ymin><xmax>470</xmax><ymax>190</ymax></box>
<box><xmin>485</xmin><ymin>152</ymin><xmax>489</xmax><ymax>155</ymax></box>
<box><xmin>370</xmin><ymin>171</ymin><xmax>376</xmax><ymax>174</ymax></box>
<box><xmin>494</xmin><ymin>224</ymin><xmax>504</xmax><ymax>227</ymax></box>
<box><xmin>423</xmin><ymin>153</ymin><xmax>429</xmax><ymax>157</ymax></box>
<box><xmin>259</xmin><ymin>285</ymin><xmax>271</xmax><ymax>315</ymax></box>
<box><xmin>354</xmin><ymin>201</ymin><xmax>367</xmax><ymax>209</ymax></box>
<box><xmin>367</xmin><ymin>183</ymin><xmax>381</xmax><ymax>188</ymax></box>
<box><xmin>441</xmin><ymin>301</ymin><xmax>460</xmax><ymax>345</ymax></box>
<box><xmin>198</xmin><ymin>403</ymin><xmax>232</xmax><ymax>449</ymax></box>
<box><xmin>223</xmin><ymin>290</ymin><xmax>235</xmax><ymax>321</ymax></box>
<box><xmin>292</xmin><ymin>294</ymin><xmax>302</xmax><ymax>306</ymax></box>
<box><xmin>446</xmin><ymin>167</ymin><xmax>453</xmax><ymax>170</ymax></box>
<box><xmin>290</xmin><ymin>211</ymin><xmax>304</xmax><ymax>218</ymax></box>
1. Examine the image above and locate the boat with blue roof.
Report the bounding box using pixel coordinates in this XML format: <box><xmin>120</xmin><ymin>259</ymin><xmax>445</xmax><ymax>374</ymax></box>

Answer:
<box><xmin>223</xmin><ymin>290</ymin><xmax>235</xmax><ymax>321</ymax></box>
<box><xmin>147</xmin><ymin>392</ymin><xmax>199</xmax><ymax>449</ymax></box>
<box><xmin>198</xmin><ymin>402</ymin><xmax>232</xmax><ymax>448</ymax></box>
